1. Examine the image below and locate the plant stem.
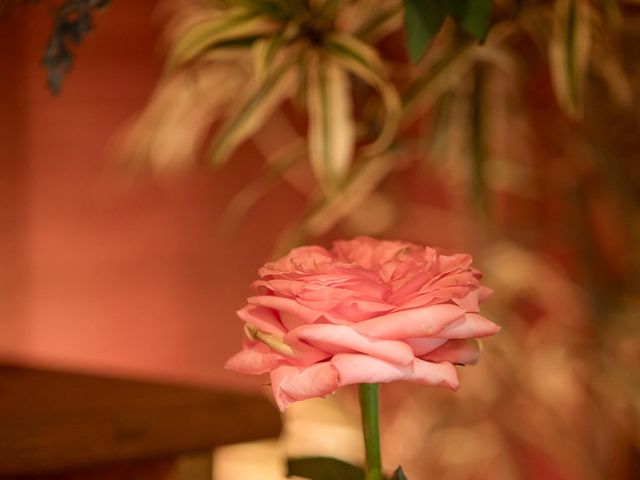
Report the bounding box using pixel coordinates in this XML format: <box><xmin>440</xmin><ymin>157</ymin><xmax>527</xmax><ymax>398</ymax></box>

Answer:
<box><xmin>359</xmin><ymin>383</ymin><xmax>383</xmax><ymax>480</ymax></box>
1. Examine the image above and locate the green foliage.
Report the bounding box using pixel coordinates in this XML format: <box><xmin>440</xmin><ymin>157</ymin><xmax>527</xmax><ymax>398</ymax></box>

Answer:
<box><xmin>403</xmin><ymin>0</ymin><xmax>448</xmax><ymax>63</ymax></box>
<box><xmin>402</xmin><ymin>0</ymin><xmax>492</xmax><ymax>63</ymax></box>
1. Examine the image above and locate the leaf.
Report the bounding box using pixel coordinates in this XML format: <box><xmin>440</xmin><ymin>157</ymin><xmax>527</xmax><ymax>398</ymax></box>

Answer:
<box><xmin>166</xmin><ymin>9</ymin><xmax>276</xmax><ymax>70</ymax></box>
<box><xmin>549</xmin><ymin>0</ymin><xmax>592</xmax><ymax>118</ymax></box>
<box><xmin>252</xmin><ymin>28</ymin><xmax>287</xmax><ymax>83</ymax></box>
<box><xmin>355</xmin><ymin>3</ymin><xmax>404</xmax><ymax>42</ymax></box>
<box><xmin>325</xmin><ymin>33</ymin><xmax>401</xmax><ymax>157</ymax></box>
<box><xmin>208</xmin><ymin>56</ymin><xmax>296</xmax><ymax>165</ymax></box>
<box><xmin>391</xmin><ymin>466</ymin><xmax>409</xmax><ymax>480</ymax></box>
<box><xmin>450</xmin><ymin>0</ymin><xmax>493</xmax><ymax>41</ymax></box>
<box><xmin>287</xmin><ymin>457</ymin><xmax>365</xmax><ymax>480</ymax></box>
<box><xmin>402</xmin><ymin>40</ymin><xmax>474</xmax><ymax>118</ymax></box>
<box><xmin>306</xmin><ymin>53</ymin><xmax>356</xmax><ymax>193</ymax></box>
<box><xmin>402</xmin><ymin>0</ymin><xmax>448</xmax><ymax>63</ymax></box>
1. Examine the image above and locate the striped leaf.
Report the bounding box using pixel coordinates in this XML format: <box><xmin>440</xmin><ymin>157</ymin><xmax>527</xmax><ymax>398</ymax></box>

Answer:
<box><xmin>208</xmin><ymin>56</ymin><xmax>297</xmax><ymax>165</ymax></box>
<box><xmin>252</xmin><ymin>28</ymin><xmax>290</xmax><ymax>83</ymax></box>
<box><xmin>306</xmin><ymin>52</ymin><xmax>356</xmax><ymax>193</ymax></box>
<box><xmin>402</xmin><ymin>41</ymin><xmax>474</xmax><ymax>119</ymax></box>
<box><xmin>325</xmin><ymin>33</ymin><xmax>401</xmax><ymax>157</ymax></box>
<box><xmin>549</xmin><ymin>0</ymin><xmax>592</xmax><ymax>118</ymax></box>
<box><xmin>166</xmin><ymin>8</ymin><xmax>276</xmax><ymax>70</ymax></box>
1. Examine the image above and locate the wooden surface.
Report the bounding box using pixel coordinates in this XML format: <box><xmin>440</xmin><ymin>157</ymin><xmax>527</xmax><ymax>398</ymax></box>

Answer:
<box><xmin>0</xmin><ymin>364</ymin><xmax>281</xmax><ymax>477</ymax></box>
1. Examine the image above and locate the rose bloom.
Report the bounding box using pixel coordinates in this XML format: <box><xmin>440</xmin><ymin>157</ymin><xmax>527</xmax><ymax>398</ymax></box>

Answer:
<box><xmin>226</xmin><ymin>237</ymin><xmax>500</xmax><ymax>410</ymax></box>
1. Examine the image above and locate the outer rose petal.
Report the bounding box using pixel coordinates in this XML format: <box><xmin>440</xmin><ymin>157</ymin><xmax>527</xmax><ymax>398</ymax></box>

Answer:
<box><xmin>438</xmin><ymin>313</ymin><xmax>501</xmax><ymax>339</ymax></box>
<box><xmin>452</xmin><ymin>290</ymin><xmax>480</xmax><ymax>312</ymax></box>
<box><xmin>421</xmin><ymin>339</ymin><xmax>482</xmax><ymax>365</ymax></box>
<box><xmin>331</xmin><ymin>354</ymin><xmax>459</xmax><ymax>390</ymax></box>
<box><xmin>404</xmin><ymin>337</ymin><xmax>448</xmax><ymax>356</ymax></box>
<box><xmin>354</xmin><ymin>304</ymin><xmax>465</xmax><ymax>339</ymax></box>
<box><xmin>236</xmin><ymin>305</ymin><xmax>286</xmax><ymax>335</ymax></box>
<box><xmin>270</xmin><ymin>363</ymin><xmax>340</xmax><ymax>411</ymax></box>
<box><xmin>288</xmin><ymin>324</ymin><xmax>414</xmax><ymax>365</ymax></box>
<box><xmin>247</xmin><ymin>296</ymin><xmax>331</xmax><ymax>326</ymax></box>
<box><xmin>225</xmin><ymin>347</ymin><xmax>281</xmax><ymax>374</ymax></box>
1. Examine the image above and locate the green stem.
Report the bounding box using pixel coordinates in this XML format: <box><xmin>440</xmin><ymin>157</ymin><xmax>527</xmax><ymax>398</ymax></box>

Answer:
<box><xmin>359</xmin><ymin>383</ymin><xmax>383</xmax><ymax>480</ymax></box>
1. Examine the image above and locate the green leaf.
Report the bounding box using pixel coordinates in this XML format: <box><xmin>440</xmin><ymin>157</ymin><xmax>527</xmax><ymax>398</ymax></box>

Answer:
<box><xmin>450</xmin><ymin>0</ymin><xmax>493</xmax><ymax>41</ymax></box>
<box><xmin>391</xmin><ymin>466</ymin><xmax>409</xmax><ymax>480</ymax></box>
<box><xmin>287</xmin><ymin>457</ymin><xmax>365</xmax><ymax>480</ymax></box>
<box><xmin>402</xmin><ymin>0</ymin><xmax>448</xmax><ymax>63</ymax></box>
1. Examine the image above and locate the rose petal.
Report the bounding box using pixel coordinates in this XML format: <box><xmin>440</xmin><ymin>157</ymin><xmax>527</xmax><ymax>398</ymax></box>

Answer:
<box><xmin>354</xmin><ymin>304</ymin><xmax>465</xmax><ymax>339</ymax></box>
<box><xmin>437</xmin><ymin>313</ymin><xmax>501</xmax><ymax>339</ymax></box>
<box><xmin>225</xmin><ymin>347</ymin><xmax>281</xmax><ymax>374</ymax></box>
<box><xmin>248</xmin><ymin>296</ymin><xmax>331</xmax><ymax>327</ymax></box>
<box><xmin>259</xmin><ymin>246</ymin><xmax>333</xmax><ymax>275</ymax></box>
<box><xmin>331</xmin><ymin>354</ymin><xmax>459</xmax><ymax>390</ymax></box>
<box><xmin>478</xmin><ymin>285</ymin><xmax>493</xmax><ymax>301</ymax></box>
<box><xmin>404</xmin><ymin>337</ymin><xmax>448</xmax><ymax>356</ymax></box>
<box><xmin>421</xmin><ymin>339</ymin><xmax>481</xmax><ymax>365</ymax></box>
<box><xmin>288</xmin><ymin>324</ymin><xmax>415</xmax><ymax>365</ymax></box>
<box><xmin>237</xmin><ymin>305</ymin><xmax>286</xmax><ymax>335</ymax></box>
<box><xmin>270</xmin><ymin>363</ymin><xmax>340</xmax><ymax>411</ymax></box>
<box><xmin>452</xmin><ymin>290</ymin><xmax>480</xmax><ymax>312</ymax></box>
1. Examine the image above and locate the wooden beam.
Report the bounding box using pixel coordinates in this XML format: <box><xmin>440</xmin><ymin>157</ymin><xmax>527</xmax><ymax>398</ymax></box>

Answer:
<box><xmin>0</xmin><ymin>364</ymin><xmax>280</xmax><ymax>476</ymax></box>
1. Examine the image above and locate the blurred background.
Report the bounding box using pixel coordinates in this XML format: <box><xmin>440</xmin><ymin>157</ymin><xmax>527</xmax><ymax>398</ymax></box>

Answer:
<box><xmin>1</xmin><ymin>0</ymin><xmax>639</xmax><ymax>479</ymax></box>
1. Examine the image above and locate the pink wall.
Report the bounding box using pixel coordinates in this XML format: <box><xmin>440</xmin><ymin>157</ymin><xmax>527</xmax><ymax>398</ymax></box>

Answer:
<box><xmin>0</xmin><ymin>1</ymin><xmax>300</xmax><ymax>389</ymax></box>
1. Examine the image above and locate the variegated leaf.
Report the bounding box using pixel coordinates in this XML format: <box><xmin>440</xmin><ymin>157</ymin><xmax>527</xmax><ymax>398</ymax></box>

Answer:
<box><xmin>549</xmin><ymin>0</ymin><xmax>592</xmax><ymax>118</ymax></box>
<box><xmin>306</xmin><ymin>52</ymin><xmax>356</xmax><ymax>193</ymax></box>
<box><xmin>252</xmin><ymin>28</ymin><xmax>290</xmax><ymax>83</ymax></box>
<box><xmin>325</xmin><ymin>33</ymin><xmax>401</xmax><ymax>157</ymax></box>
<box><xmin>402</xmin><ymin>41</ymin><xmax>474</xmax><ymax>121</ymax></box>
<box><xmin>353</xmin><ymin>1</ymin><xmax>403</xmax><ymax>42</ymax></box>
<box><xmin>208</xmin><ymin>56</ymin><xmax>297</xmax><ymax>165</ymax></box>
<box><xmin>166</xmin><ymin>8</ymin><xmax>276</xmax><ymax>70</ymax></box>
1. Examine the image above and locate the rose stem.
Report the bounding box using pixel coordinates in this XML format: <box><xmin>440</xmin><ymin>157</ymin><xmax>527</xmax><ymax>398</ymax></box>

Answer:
<box><xmin>359</xmin><ymin>383</ymin><xmax>383</xmax><ymax>480</ymax></box>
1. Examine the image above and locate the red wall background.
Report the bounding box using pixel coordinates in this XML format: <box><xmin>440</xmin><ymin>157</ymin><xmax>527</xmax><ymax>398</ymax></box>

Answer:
<box><xmin>0</xmin><ymin>1</ymin><xmax>298</xmax><ymax>389</ymax></box>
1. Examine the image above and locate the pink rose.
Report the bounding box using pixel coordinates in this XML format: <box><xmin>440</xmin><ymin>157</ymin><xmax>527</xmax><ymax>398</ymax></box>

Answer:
<box><xmin>226</xmin><ymin>237</ymin><xmax>500</xmax><ymax>411</ymax></box>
